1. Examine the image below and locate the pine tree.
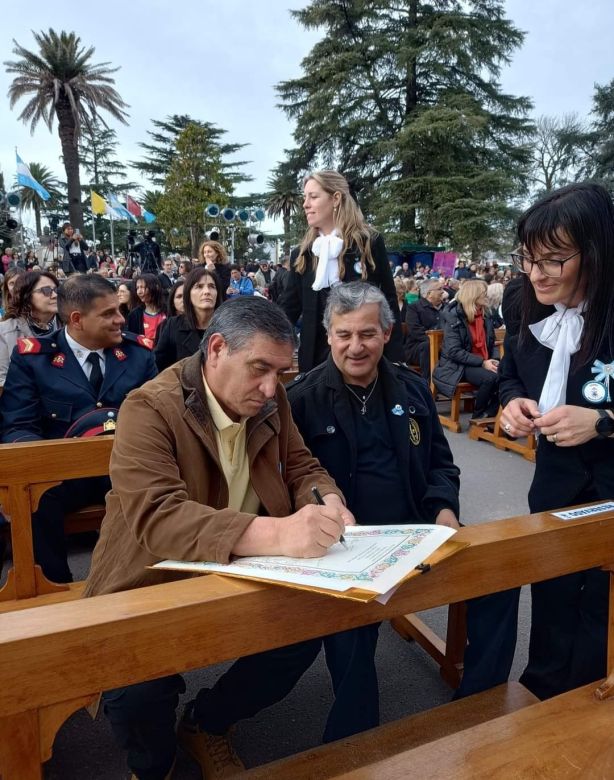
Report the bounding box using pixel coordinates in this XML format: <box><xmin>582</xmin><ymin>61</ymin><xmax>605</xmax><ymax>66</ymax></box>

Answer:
<box><xmin>157</xmin><ymin>123</ymin><xmax>236</xmax><ymax>257</ymax></box>
<box><xmin>132</xmin><ymin>114</ymin><xmax>250</xmax><ymax>190</ymax></box>
<box><xmin>277</xmin><ymin>0</ymin><xmax>533</xmax><ymax>255</ymax></box>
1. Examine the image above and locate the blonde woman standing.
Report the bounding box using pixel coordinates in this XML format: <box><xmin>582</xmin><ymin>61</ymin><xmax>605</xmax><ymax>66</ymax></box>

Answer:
<box><xmin>280</xmin><ymin>170</ymin><xmax>401</xmax><ymax>371</ymax></box>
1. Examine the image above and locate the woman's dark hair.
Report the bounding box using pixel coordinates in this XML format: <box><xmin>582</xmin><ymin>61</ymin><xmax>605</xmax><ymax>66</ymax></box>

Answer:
<box><xmin>7</xmin><ymin>270</ymin><xmax>58</xmax><ymax>320</ymax></box>
<box><xmin>135</xmin><ymin>273</ymin><xmax>165</xmax><ymax>312</ymax></box>
<box><xmin>178</xmin><ymin>259</ymin><xmax>193</xmax><ymax>274</ymax></box>
<box><xmin>1</xmin><ymin>267</ymin><xmax>26</xmax><ymax>316</ymax></box>
<box><xmin>182</xmin><ymin>268</ymin><xmax>223</xmax><ymax>330</ymax></box>
<box><xmin>517</xmin><ymin>181</ymin><xmax>614</xmax><ymax>365</ymax></box>
<box><xmin>117</xmin><ymin>280</ymin><xmax>139</xmax><ymax>318</ymax></box>
<box><xmin>167</xmin><ymin>279</ymin><xmax>185</xmax><ymax>316</ymax></box>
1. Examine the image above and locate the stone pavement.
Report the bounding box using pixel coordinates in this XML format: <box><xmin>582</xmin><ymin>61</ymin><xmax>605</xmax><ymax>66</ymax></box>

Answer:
<box><xmin>41</xmin><ymin>419</ymin><xmax>535</xmax><ymax>778</ymax></box>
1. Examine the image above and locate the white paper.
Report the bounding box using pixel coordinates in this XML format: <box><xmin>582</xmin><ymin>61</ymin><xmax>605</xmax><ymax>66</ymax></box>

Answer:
<box><xmin>154</xmin><ymin>524</ymin><xmax>456</xmax><ymax>596</ymax></box>
<box><xmin>551</xmin><ymin>501</ymin><xmax>614</xmax><ymax>521</ymax></box>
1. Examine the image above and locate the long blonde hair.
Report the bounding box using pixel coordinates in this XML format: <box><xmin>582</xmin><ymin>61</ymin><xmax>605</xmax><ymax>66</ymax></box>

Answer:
<box><xmin>455</xmin><ymin>280</ymin><xmax>488</xmax><ymax>323</ymax></box>
<box><xmin>295</xmin><ymin>170</ymin><xmax>375</xmax><ymax>279</ymax></box>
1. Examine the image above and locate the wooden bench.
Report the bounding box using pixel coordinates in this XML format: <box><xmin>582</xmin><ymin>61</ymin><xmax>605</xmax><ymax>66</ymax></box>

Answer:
<box><xmin>2</xmin><ymin>505</ymin><xmax>614</xmax><ymax>778</ymax></box>
<box><xmin>0</xmin><ymin>437</ymin><xmax>114</xmax><ymax>604</ymax></box>
<box><xmin>469</xmin><ymin>410</ymin><xmax>537</xmax><ymax>462</ymax></box>
<box><xmin>427</xmin><ymin>329</ymin><xmax>474</xmax><ymax>432</ymax></box>
<box><xmin>0</xmin><ymin>365</ymin><xmax>303</xmax><ymax>606</ymax></box>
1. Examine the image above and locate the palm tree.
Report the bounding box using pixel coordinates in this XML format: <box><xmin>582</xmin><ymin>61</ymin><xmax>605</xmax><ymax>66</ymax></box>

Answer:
<box><xmin>5</xmin><ymin>29</ymin><xmax>128</xmax><ymax>229</ymax></box>
<box><xmin>17</xmin><ymin>162</ymin><xmax>64</xmax><ymax>237</ymax></box>
<box><xmin>266</xmin><ymin>171</ymin><xmax>302</xmax><ymax>253</ymax></box>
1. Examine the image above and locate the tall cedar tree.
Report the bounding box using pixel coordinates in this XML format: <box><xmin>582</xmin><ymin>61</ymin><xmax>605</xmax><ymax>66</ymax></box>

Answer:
<box><xmin>132</xmin><ymin>114</ymin><xmax>251</xmax><ymax>189</ymax></box>
<box><xmin>277</xmin><ymin>0</ymin><xmax>533</xmax><ymax>255</ymax></box>
<box><xmin>589</xmin><ymin>79</ymin><xmax>614</xmax><ymax>190</ymax></box>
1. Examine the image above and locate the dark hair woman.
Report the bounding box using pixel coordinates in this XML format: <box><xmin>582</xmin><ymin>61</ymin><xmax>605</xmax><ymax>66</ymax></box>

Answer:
<box><xmin>0</xmin><ymin>266</ymin><xmax>26</xmax><ymax>317</ymax></box>
<box><xmin>154</xmin><ymin>267</ymin><xmax>223</xmax><ymax>372</ymax></box>
<box><xmin>126</xmin><ymin>273</ymin><xmax>167</xmax><ymax>342</ymax></box>
<box><xmin>432</xmin><ymin>279</ymin><xmax>500</xmax><ymax>419</ymax></box>
<box><xmin>0</xmin><ymin>270</ymin><xmax>59</xmax><ymax>386</ymax></box>
<box><xmin>279</xmin><ymin>169</ymin><xmax>402</xmax><ymax>371</ymax></box>
<box><xmin>458</xmin><ymin>182</ymin><xmax>614</xmax><ymax>702</ymax></box>
<box><xmin>198</xmin><ymin>239</ymin><xmax>229</xmax><ymax>297</ymax></box>
<box><xmin>167</xmin><ymin>279</ymin><xmax>185</xmax><ymax>317</ymax></box>
<box><xmin>117</xmin><ymin>280</ymin><xmax>138</xmax><ymax>319</ymax></box>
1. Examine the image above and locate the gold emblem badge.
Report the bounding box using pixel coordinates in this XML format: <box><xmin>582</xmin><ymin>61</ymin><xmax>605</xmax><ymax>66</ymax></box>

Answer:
<box><xmin>51</xmin><ymin>353</ymin><xmax>65</xmax><ymax>368</ymax></box>
<box><xmin>408</xmin><ymin>417</ymin><xmax>420</xmax><ymax>446</ymax></box>
<box><xmin>103</xmin><ymin>419</ymin><xmax>117</xmax><ymax>432</ymax></box>
<box><xmin>114</xmin><ymin>348</ymin><xmax>127</xmax><ymax>361</ymax></box>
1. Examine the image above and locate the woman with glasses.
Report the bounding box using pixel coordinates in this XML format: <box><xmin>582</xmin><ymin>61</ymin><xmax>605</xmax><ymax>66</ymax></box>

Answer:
<box><xmin>0</xmin><ymin>270</ymin><xmax>59</xmax><ymax>387</ymax></box>
<box><xmin>457</xmin><ymin>182</ymin><xmax>614</xmax><ymax>702</ymax></box>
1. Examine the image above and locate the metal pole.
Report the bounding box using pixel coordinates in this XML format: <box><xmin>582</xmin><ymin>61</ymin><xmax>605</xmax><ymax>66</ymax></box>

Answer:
<box><xmin>90</xmin><ymin>191</ymin><xmax>97</xmax><ymax>250</ymax></box>
<box><xmin>110</xmin><ymin>214</ymin><xmax>115</xmax><ymax>260</ymax></box>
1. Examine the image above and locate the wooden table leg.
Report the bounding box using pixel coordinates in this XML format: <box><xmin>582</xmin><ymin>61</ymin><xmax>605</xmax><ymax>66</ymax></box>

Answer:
<box><xmin>0</xmin><ymin>710</ymin><xmax>43</xmax><ymax>779</ymax></box>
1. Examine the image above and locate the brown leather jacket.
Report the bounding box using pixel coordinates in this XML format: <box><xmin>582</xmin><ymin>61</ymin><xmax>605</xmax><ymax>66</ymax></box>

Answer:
<box><xmin>85</xmin><ymin>351</ymin><xmax>343</xmax><ymax>596</ymax></box>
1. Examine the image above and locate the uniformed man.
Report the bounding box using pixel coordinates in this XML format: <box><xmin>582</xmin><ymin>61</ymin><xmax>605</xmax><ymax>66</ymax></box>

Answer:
<box><xmin>0</xmin><ymin>273</ymin><xmax>157</xmax><ymax>582</ymax></box>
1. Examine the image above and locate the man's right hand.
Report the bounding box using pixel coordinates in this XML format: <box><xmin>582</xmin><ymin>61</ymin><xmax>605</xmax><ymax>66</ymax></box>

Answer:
<box><xmin>233</xmin><ymin>503</ymin><xmax>347</xmax><ymax>559</ymax></box>
<box><xmin>275</xmin><ymin>504</ymin><xmax>346</xmax><ymax>558</ymax></box>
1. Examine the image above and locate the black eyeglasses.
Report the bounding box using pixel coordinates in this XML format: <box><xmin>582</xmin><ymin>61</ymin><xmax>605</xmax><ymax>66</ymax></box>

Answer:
<box><xmin>33</xmin><ymin>286</ymin><xmax>58</xmax><ymax>298</ymax></box>
<box><xmin>510</xmin><ymin>249</ymin><xmax>580</xmax><ymax>278</ymax></box>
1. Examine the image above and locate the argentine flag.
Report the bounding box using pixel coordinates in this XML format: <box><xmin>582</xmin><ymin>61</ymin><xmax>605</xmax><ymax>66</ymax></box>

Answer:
<box><xmin>16</xmin><ymin>153</ymin><xmax>50</xmax><ymax>201</ymax></box>
<box><xmin>108</xmin><ymin>192</ymin><xmax>138</xmax><ymax>223</ymax></box>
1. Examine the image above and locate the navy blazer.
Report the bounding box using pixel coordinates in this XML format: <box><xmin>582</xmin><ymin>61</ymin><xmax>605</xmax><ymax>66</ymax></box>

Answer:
<box><xmin>287</xmin><ymin>355</ymin><xmax>460</xmax><ymax>523</ymax></box>
<box><xmin>0</xmin><ymin>329</ymin><xmax>157</xmax><ymax>442</ymax></box>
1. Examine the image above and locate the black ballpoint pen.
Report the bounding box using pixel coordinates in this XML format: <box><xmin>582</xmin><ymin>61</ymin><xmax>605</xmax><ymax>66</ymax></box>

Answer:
<box><xmin>311</xmin><ymin>486</ymin><xmax>348</xmax><ymax>549</ymax></box>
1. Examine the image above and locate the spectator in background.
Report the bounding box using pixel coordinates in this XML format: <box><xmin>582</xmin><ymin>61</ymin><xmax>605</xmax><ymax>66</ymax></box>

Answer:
<box><xmin>254</xmin><ymin>260</ymin><xmax>275</xmax><ymax>296</ymax></box>
<box><xmin>167</xmin><ymin>279</ymin><xmax>186</xmax><ymax>317</ymax></box>
<box><xmin>393</xmin><ymin>261</ymin><xmax>412</xmax><ymax>279</ymax></box>
<box><xmin>486</xmin><ymin>282</ymin><xmax>505</xmax><ymax>328</ymax></box>
<box><xmin>394</xmin><ymin>277</ymin><xmax>409</xmax><ymax>324</ymax></box>
<box><xmin>0</xmin><ymin>267</ymin><xmax>25</xmax><ymax>317</ymax></box>
<box><xmin>117</xmin><ymin>281</ymin><xmax>138</xmax><ymax>320</ymax></box>
<box><xmin>433</xmin><ymin>279</ymin><xmax>499</xmax><ymax>419</ymax></box>
<box><xmin>159</xmin><ymin>258</ymin><xmax>177</xmax><ymax>292</ymax></box>
<box><xmin>404</xmin><ymin>279</ymin><xmax>445</xmax><ymax>377</ymax></box>
<box><xmin>269</xmin><ymin>256</ymin><xmax>290</xmax><ymax>303</ymax></box>
<box><xmin>178</xmin><ymin>259</ymin><xmax>193</xmax><ymax>279</ymax></box>
<box><xmin>404</xmin><ymin>278</ymin><xmax>419</xmax><ymax>305</ymax></box>
<box><xmin>455</xmin><ymin>261</ymin><xmax>471</xmax><ymax>280</ymax></box>
<box><xmin>1</xmin><ymin>248</ymin><xmax>13</xmax><ymax>273</ymax></box>
<box><xmin>155</xmin><ymin>267</ymin><xmax>223</xmax><ymax>372</ymax></box>
<box><xmin>199</xmin><ymin>240</ymin><xmax>230</xmax><ymax>296</ymax></box>
<box><xmin>227</xmin><ymin>265</ymin><xmax>254</xmax><ymax>297</ymax></box>
<box><xmin>127</xmin><ymin>273</ymin><xmax>167</xmax><ymax>343</ymax></box>
<box><xmin>0</xmin><ymin>270</ymin><xmax>59</xmax><ymax>387</ymax></box>
<box><xmin>59</xmin><ymin>223</ymin><xmax>88</xmax><ymax>274</ymax></box>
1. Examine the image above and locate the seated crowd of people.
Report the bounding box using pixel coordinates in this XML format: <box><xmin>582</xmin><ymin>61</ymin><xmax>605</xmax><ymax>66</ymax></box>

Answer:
<box><xmin>2</xmin><ymin>175</ymin><xmax>613</xmax><ymax>780</ymax></box>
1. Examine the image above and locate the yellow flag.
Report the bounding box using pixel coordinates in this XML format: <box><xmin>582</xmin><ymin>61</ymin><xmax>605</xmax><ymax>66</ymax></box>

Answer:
<box><xmin>91</xmin><ymin>190</ymin><xmax>108</xmax><ymax>215</ymax></box>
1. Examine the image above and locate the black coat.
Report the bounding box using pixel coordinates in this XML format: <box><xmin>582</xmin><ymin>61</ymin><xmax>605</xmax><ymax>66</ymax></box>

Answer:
<box><xmin>500</xmin><ymin>319</ymin><xmax>614</xmax><ymax>513</ymax></box>
<box><xmin>279</xmin><ymin>233</ymin><xmax>403</xmax><ymax>371</ymax></box>
<box><xmin>213</xmin><ymin>264</ymin><xmax>231</xmax><ymax>299</ymax></box>
<box><xmin>405</xmin><ymin>298</ymin><xmax>443</xmax><ymax>352</ymax></box>
<box><xmin>432</xmin><ymin>300</ymin><xmax>496</xmax><ymax>397</ymax></box>
<box><xmin>154</xmin><ymin>315</ymin><xmax>203</xmax><ymax>372</ymax></box>
<box><xmin>287</xmin><ymin>355</ymin><xmax>460</xmax><ymax>522</ymax></box>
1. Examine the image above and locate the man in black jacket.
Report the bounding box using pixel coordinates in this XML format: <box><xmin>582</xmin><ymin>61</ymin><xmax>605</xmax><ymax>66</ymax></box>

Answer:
<box><xmin>404</xmin><ymin>279</ymin><xmax>445</xmax><ymax>377</ymax></box>
<box><xmin>59</xmin><ymin>223</ymin><xmax>89</xmax><ymax>274</ymax></box>
<box><xmin>189</xmin><ymin>283</ymin><xmax>460</xmax><ymax>768</ymax></box>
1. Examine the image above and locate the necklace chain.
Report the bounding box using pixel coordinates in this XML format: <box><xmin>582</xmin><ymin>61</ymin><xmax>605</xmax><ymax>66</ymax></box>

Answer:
<box><xmin>344</xmin><ymin>374</ymin><xmax>379</xmax><ymax>415</ymax></box>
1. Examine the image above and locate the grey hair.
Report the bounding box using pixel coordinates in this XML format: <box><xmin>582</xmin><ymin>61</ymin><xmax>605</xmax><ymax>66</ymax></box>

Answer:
<box><xmin>200</xmin><ymin>297</ymin><xmax>296</xmax><ymax>359</ymax></box>
<box><xmin>323</xmin><ymin>281</ymin><xmax>394</xmax><ymax>332</ymax></box>
<box><xmin>419</xmin><ymin>279</ymin><xmax>440</xmax><ymax>298</ymax></box>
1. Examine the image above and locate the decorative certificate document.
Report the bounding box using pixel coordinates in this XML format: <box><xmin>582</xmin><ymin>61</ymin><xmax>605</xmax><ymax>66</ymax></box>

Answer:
<box><xmin>153</xmin><ymin>525</ymin><xmax>458</xmax><ymax>603</ymax></box>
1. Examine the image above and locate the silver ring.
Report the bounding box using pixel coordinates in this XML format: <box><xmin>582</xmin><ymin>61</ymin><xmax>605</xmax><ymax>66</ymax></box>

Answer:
<box><xmin>504</xmin><ymin>423</ymin><xmax>512</xmax><ymax>433</ymax></box>
<box><xmin>553</xmin><ymin>433</ymin><xmax>557</xmax><ymax>443</ymax></box>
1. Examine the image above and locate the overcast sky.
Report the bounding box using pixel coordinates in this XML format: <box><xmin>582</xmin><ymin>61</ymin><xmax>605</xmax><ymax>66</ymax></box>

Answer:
<box><xmin>1</xmin><ymin>0</ymin><xmax>613</xmax><ymax>222</ymax></box>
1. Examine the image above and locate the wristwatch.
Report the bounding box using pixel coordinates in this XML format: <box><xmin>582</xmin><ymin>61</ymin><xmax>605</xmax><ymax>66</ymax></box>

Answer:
<box><xmin>595</xmin><ymin>410</ymin><xmax>614</xmax><ymax>439</ymax></box>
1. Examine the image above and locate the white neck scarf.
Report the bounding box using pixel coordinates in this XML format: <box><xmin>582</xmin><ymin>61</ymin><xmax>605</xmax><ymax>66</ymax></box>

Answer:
<box><xmin>311</xmin><ymin>229</ymin><xmax>344</xmax><ymax>291</ymax></box>
<box><xmin>529</xmin><ymin>301</ymin><xmax>585</xmax><ymax>413</ymax></box>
